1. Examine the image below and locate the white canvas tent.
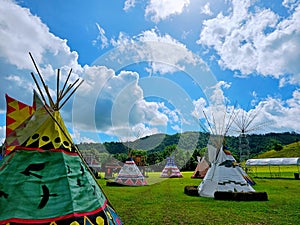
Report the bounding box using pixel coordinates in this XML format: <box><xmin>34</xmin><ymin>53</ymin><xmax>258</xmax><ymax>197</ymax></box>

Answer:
<box><xmin>246</xmin><ymin>158</ymin><xmax>300</xmax><ymax>166</ymax></box>
<box><xmin>196</xmin><ymin>104</ymin><xmax>256</xmax><ymax>198</ymax></box>
<box><xmin>198</xmin><ymin>144</ymin><xmax>255</xmax><ymax>198</ymax></box>
<box><xmin>246</xmin><ymin>158</ymin><xmax>300</xmax><ymax>178</ymax></box>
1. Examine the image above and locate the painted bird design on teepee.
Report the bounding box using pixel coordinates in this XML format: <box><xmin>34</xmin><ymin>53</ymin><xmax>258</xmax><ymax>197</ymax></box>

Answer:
<box><xmin>20</xmin><ymin>163</ymin><xmax>46</xmax><ymax>179</ymax></box>
<box><xmin>0</xmin><ymin>190</ymin><xmax>9</xmax><ymax>199</ymax></box>
<box><xmin>38</xmin><ymin>185</ymin><xmax>58</xmax><ymax>209</ymax></box>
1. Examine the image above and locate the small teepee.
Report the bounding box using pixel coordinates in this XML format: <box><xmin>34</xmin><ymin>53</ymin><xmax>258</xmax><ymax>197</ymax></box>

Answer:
<box><xmin>160</xmin><ymin>156</ymin><xmax>183</xmax><ymax>178</ymax></box>
<box><xmin>114</xmin><ymin>157</ymin><xmax>147</xmax><ymax>186</ymax></box>
<box><xmin>191</xmin><ymin>156</ymin><xmax>209</xmax><ymax>179</ymax></box>
<box><xmin>0</xmin><ymin>53</ymin><xmax>122</xmax><ymax>224</ymax></box>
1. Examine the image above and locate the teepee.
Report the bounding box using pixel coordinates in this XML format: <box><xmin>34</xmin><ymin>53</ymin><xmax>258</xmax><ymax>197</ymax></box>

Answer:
<box><xmin>160</xmin><ymin>156</ymin><xmax>183</xmax><ymax>178</ymax></box>
<box><xmin>197</xmin><ymin>107</ymin><xmax>255</xmax><ymax>198</ymax></box>
<box><xmin>0</xmin><ymin>53</ymin><xmax>122</xmax><ymax>224</ymax></box>
<box><xmin>114</xmin><ymin>157</ymin><xmax>147</xmax><ymax>186</ymax></box>
<box><xmin>114</xmin><ymin>134</ymin><xmax>147</xmax><ymax>186</ymax></box>
<box><xmin>191</xmin><ymin>156</ymin><xmax>209</xmax><ymax>179</ymax></box>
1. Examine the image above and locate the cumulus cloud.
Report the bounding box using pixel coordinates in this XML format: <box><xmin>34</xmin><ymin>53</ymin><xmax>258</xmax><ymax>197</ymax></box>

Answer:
<box><xmin>108</xmin><ymin>28</ymin><xmax>202</xmax><ymax>75</ymax></box>
<box><xmin>145</xmin><ymin>0</ymin><xmax>190</xmax><ymax>23</ymax></box>
<box><xmin>197</xmin><ymin>0</ymin><xmax>300</xmax><ymax>85</ymax></box>
<box><xmin>0</xmin><ymin>0</ymin><xmax>82</xmax><ymax>108</ymax></box>
<box><xmin>254</xmin><ymin>90</ymin><xmax>300</xmax><ymax>133</ymax></box>
<box><xmin>0</xmin><ymin>1</ymin><xmax>204</xmax><ymax>143</ymax></box>
<box><xmin>192</xmin><ymin>81</ymin><xmax>234</xmax><ymax>134</ymax></box>
<box><xmin>72</xmin><ymin>65</ymin><xmax>170</xmax><ymax>141</ymax></box>
<box><xmin>0</xmin><ymin>0</ymin><xmax>80</xmax><ymax>71</ymax></box>
<box><xmin>193</xmin><ymin>86</ymin><xmax>300</xmax><ymax>135</ymax></box>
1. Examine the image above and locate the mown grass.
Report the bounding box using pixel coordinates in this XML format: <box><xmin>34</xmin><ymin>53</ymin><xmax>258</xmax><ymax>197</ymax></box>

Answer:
<box><xmin>246</xmin><ymin>165</ymin><xmax>300</xmax><ymax>178</ymax></box>
<box><xmin>98</xmin><ymin>171</ymin><xmax>300</xmax><ymax>225</ymax></box>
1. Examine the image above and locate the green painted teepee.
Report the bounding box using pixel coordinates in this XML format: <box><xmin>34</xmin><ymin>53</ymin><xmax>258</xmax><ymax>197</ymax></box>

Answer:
<box><xmin>0</xmin><ymin>54</ymin><xmax>122</xmax><ymax>225</ymax></box>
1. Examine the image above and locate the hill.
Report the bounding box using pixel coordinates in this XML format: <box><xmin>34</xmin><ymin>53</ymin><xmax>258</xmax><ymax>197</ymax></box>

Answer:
<box><xmin>256</xmin><ymin>141</ymin><xmax>300</xmax><ymax>158</ymax></box>
<box><xmin>76</xmin><ymin>131</ymin><xmax>300</xmax><ymax>170</ymax></box>
<box><xmin>77</xmin><ymin>131</ymin><xmax>300</xmax><ymax>156</ymax></box>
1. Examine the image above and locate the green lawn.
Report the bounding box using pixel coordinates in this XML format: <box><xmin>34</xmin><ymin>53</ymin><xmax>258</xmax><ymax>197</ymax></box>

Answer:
<box><xmin>98</xmin><ymin>171</ymin><xmax>300</xmax><ymax>225</ymax></box>
<box><xmin>246</xmin><ymin>165</ymin><xmax>300</xmax><ymax>179</ymax></box>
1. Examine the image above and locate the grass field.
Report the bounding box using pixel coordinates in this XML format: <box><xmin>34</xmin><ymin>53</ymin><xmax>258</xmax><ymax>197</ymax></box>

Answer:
<box><xmin>246</xmin><ymin>165</ymin><xmax>300</xmax><ymax>179</ymax></box>
<box><xmin>98</xmin><ymin>171</ymin><xmax>300</xmax><ymax>225</ymax></box>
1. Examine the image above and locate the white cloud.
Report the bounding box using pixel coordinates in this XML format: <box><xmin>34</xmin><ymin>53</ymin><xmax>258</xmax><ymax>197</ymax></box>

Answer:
<box><xmin>200</xmin><ymin>2</ymin><xmax>213</xmax><ymax>16</ymax></box>
<box><xmin>93</xmin><ymin>23</ymin><xmax>109</xmax><ymax>49</ymax></box>
<box><xmin>145</xmin><ymin>0</ymin><xmax>190</xmax><ymax>23</ymax></box>
<box><xmin>198</xmin><ymin>0</ymin><xmax>300</xmax><ymax>85</ymax></box>
<box><xmin>0</xmin><ymin>0</ymin><xmax>83</xmax><ymax>110</ymax></box>
<box><xmin>209</xmin><ymin>81</ymin><xmax>231</xmax><ymax>106</ymax></box>
<box><xmin>192</xmin><ymin>97</ymin><xmax>207</xmax><ymax>118</ymax></box>
<box><xmin>192</xmin><ymin>81</ymin><xmax>234</xmax><ymax>134</ymax></box>
<box><xmin>73</xmin><ymin>65</ymin><xmax>170</xmax><ymax>141</ymax></box>
<box><xmin>0</xmin><ymin>125</ymin><xmax>5</xmax><ymax>145</ymax></box>
<box><xmin>123</xmin><ymin>0</ymin><xmax>136</xmax><ymax>11</ymax></box>
<box><xmin>255</xmin><ymin>91</ymin><xmax>300</xmax><ymax>133</ymax></box>
<box><xmin>109</xmin><ymin>28</ymin><xmax>201</xmax><ymax>75</ymax></box>
<box><xmin>110</xmin><ymin>32</ymin><xmax>133</xmax><ymax>47</ymax></box>
<box><xmin>194</xmin><ymin>87</ymin><xmax>300</xmax><ymax>135</ymax></box>
<box><xmin>283</xmin><ymin>0</ymin><xmax>298</xmax><ymax>10</ymax></box>
<box><xmin>286</xmin><ymin>88</ymin><xmax>300</xmax><ymax>107</ymax></box>
<box><xmin>0</xmin><ymin>0</ymin><xmax>80</xmax><ymax>71</ymax></box>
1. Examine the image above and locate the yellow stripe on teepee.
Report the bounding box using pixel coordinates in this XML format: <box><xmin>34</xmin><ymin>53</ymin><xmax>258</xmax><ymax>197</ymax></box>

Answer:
<box><xmin>25</xmin><ymin>111</ymin><xmax>73</xmax><ymax>151</ymax></box>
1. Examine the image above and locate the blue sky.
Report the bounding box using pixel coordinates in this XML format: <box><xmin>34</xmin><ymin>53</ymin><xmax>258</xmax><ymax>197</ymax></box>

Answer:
<box><xmin>0</xmin><ymin>0</ymin><xmax>300</xmax><ymax>144</ymax></box>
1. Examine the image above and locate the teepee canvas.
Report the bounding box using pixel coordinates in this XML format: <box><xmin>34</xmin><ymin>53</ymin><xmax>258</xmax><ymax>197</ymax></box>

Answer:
<box><xmin>160</xmin><ymin>156</ymin><xmax>183</xmax><ymax>178</ymax></box>
<box><xmin>191</xmin><ymin>156</ymin><xmax>209</xmax><ymax>179</ymax></box>
<box><xmin>114</xmin><ymin>157</ymin><xmax>147</xmax><ymax>186</ymax></box>
<box><xmin>222</xmin><ymin>149</ymin><xmax>255</xmax><ymax>185</ymax></box>
<box><xmin>0</xmin><ymin>55</ymin><xmax>122</xmax><ymax>224</ymax></box>
<box><xmin>196</xmin><ymin>103</ymin><xmax>256</xmax><ymax>198</ymax></box>
<box><xmin>198</xmin><ymin>144</ymin><xmax>255</xmax><ymax>198</ymax></box>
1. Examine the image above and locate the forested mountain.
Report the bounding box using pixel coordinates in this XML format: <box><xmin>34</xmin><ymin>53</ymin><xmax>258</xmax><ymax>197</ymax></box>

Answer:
<box><xmin>77</xmin><ymin>131</ymin><xmax>300</xmax><ymax>171</ymax></box>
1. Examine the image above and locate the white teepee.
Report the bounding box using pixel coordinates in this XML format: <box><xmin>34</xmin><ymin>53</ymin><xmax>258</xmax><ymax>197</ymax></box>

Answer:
<box><xmin>197</xmin><ymin>105</ymin><xmax>256</xmax><ymax>198</ymax></box>
<box><xmin>198</xmin><ymin>144</ymin><xmax>255</xmax><ymax>197</ymax></box>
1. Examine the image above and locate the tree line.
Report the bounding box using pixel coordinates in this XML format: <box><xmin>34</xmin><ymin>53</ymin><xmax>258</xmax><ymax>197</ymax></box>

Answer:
<box><xmin>78</xmin><ymin>131</ymin><xmax>300</xmax><ymax>171</ymax></box>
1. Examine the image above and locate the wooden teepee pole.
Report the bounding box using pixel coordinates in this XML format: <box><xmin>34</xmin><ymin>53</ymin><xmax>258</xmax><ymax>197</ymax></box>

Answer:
<box><xmin>58</xmin><ymin>79</ymin><xmax>84</xmax><ymax>110</ymax></box>
<box><xmin>30</xmin><ymin>72</ymin><xmax>47</xmax><ymax>105</ymax></box>
<box><xmin>56</xmin><ymin>69</ymin><xmax>60</xmax><ymax>110</ymax></box>
<box><xmin>29</xmin><ymin>52</ymin><xmax>55</xmax><ymax>108</ymax></box>
<box><xmin>59</xmin><ymin>68</ymin><xmax>72</xmax><ymax>99</ymax></box>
